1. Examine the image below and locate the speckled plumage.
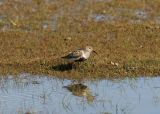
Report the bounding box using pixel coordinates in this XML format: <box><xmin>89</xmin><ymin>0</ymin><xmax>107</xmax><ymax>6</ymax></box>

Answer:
<box><xmin>62</xmin><ymin>46</ymin><xmax>93</xmax><ymax>62</ymax></box>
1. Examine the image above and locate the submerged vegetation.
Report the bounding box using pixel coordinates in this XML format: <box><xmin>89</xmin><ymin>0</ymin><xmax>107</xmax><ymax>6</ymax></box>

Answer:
<box><xmin>0</xmin><ymin>0</ymin><xmax>160</xmax><ymax>80</ymax></box>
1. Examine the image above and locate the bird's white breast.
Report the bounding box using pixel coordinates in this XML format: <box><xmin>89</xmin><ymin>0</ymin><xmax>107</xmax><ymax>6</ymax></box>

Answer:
<box><xmin>82</xmin><ymin>51</ymin><xmax>90</xmax><ymax>59</ymax></box>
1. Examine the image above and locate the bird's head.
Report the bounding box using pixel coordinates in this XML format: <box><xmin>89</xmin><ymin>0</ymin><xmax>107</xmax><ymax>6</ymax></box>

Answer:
<box><xmin>85</xmin><ymin>46</ymin><xmax>97</xmax><ymax>54</ymax></box>
<box><xmin>85</xmin><ymin>46</ymin><xmax>93</xmax><ymax>52</ymax></box>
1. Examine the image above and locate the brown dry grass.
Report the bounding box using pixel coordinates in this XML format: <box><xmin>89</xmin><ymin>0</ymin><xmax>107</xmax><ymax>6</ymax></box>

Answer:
<box><xmin>0</xmin><ymin>0</ymin><xmax>160</xmax><ymax>80</ymax></box>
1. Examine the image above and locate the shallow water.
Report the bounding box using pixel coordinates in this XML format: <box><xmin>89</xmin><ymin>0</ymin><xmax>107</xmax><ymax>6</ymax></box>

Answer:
<box><xmin>0</xmin><ymin>74</ymin><xmax>160</xmax><ymax>114</ymax></box>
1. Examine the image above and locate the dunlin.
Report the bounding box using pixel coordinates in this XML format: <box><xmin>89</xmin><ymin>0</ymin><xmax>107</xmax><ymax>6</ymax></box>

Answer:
<box><xmin>62</xmin><ymin>46</ymin><xmax>97</xmax><ymax>62</ymax></box>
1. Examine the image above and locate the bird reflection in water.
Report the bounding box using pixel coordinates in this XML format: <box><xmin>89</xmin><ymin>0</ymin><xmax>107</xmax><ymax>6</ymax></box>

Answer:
<box><xmin>64</xmin><ymin>84</ymin><xmax>94</xmax><ymax>102</ymax></box>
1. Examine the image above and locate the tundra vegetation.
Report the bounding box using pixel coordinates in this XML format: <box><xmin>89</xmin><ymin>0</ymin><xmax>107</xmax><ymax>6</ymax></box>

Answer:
<box><xmin>0</xmin><ymin>0</ymin><xmax>160</xmax><ymax>81</ymax></box>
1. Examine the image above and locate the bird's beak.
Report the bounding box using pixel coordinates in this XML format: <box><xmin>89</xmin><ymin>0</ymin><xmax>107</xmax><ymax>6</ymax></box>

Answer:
<box><xmin>93</xmin><ymin>50</ymin><xmax>98</xmax><ymax>55</ymax></box>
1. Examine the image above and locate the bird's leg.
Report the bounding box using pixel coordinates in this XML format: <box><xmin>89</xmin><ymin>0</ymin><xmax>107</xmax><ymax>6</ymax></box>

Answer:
<box><xmin>72</xmin><ymin>62</ymin><xmax>81</xmax><ymax>70</ymax></box>
<box><xmin>72</xmin><ymin>62</ymin><xmax>75</xmax><ymax>69</ymax></box>
<box><xmin>71</xmin><ymin>62</ymin><xmax>75</xmax><ymax>76</ymax></box>
<box><xmin>77</xmin><ymin>62</ymin><xmax>80</xmax><ymax>70</ymax></box>
<box><xmin>74</xmin><ymin>62</ymin><xmax>77</xmax><ymax>70</ymax></box>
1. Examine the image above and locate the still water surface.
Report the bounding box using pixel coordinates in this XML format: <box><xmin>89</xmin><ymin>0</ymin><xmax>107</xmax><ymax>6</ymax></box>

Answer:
<box><xmin>0</xmin><ymin>73</ymin><xmax>160</xmax><ymax>114</ymax></box>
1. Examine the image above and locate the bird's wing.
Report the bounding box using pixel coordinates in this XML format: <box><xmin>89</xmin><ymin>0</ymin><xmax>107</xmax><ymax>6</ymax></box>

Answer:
<box><xmin>69</xmin><ymin>50</ymin><xmax>83</xmax><ymax>58</ymax></box>
<box><xmin>62</xmin><ymin>50</ymin><xmax>83</xmax><ymax>59</ymax></box>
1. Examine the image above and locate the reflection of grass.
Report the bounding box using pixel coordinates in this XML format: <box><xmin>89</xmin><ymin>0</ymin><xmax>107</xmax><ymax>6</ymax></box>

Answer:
<box><xmin>0</xmin><ymin>0</ymin><xmax>160</xmax><ymax>80</ymax></box>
